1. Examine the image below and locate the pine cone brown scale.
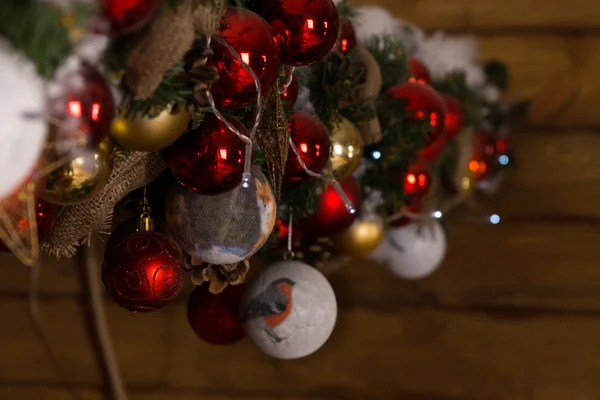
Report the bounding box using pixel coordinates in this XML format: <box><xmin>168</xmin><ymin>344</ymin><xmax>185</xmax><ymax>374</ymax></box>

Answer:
<box><xmin>188</xmin><ymin>258</ymin><xmax>251</xmax><ymax>294</ymax></box>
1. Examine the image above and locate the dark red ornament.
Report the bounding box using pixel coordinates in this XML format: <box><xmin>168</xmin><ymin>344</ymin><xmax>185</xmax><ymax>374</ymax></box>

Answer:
<box><xmin>208</xmin><ymin>7</ymin><xmax>281</xmax><ymax>109</ymax></box>
<box><xmin>335</xmin><ymin>18</ymin><xmax>357</xmax><ymax>55</ymax></box>
<box><xmin>390</xmin><ymin>198</ymin><xmax>421</xmax><ymax>228</ymax></box>
<box><xmin>63</xmin><ymin>64</ymin><xmax>115</xmax><ymax>148</ymax></box>
<box><xmin>281</xmin><ymin>67</ymin><xmax>299</xmax><ymax>107</ymax></box>
<box><xmin>102</xmin><ymin>230</ymin><xmax>184</xmax><ymax>313</ymax></box>
<box><xmin>187</xmin><ymin>284</ymin><xmax>246</xmax><ymax>345</ymax></box>
<box><xmin>0</xmin><ymin>199</ymin><xmax>57</xmax><ymax>252</ymax></box>
<box><xmin>387</xmin><ymin>82</ymin><xmax>447</xmax><ymax>163</ymax></box>
<box><xmin>252</xmin><ymin>0</ymin><xmax>340</xmax><ymax>66</ymax></box>
<box><xmin>284</xmin><ymin>111</ymin><xmax>330</xmax><ymax>183</ymax></box>
<box><xmin>403</xmin><ymin>160</ymin><xmax>432</xmax><ymax>201</ymax></box>
<box><xmin>165</xmin><ymin>113</ymin><xmax>248</xmax><ymax>195</ymax></box>
<box><xmin>408</xmin><ymin>56</ymin><xmax>432</xmax><ymax>84</ymax></box>
<box><xmin>470</xmin><ymin>131</ymin><xmax>497</xmax><ymax>181</ymax></box>
<box><xmin>297</xmin><ymin>176</ymin><xmax>362</xmax><ymax>238</ymax></box>
<box><xmin>441</xmin><ymin>93</ymin><xmax>465</xmax><ymax>140</ymax></box>
<box><xmin>101</xmin><ymin>0</ymin><xmax>160</xmax><ymax>36</ymax></box>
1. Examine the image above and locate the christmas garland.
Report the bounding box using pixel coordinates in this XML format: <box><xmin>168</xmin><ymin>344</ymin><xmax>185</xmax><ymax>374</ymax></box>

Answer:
<box><xmin>0</xmin><ymin>0</ymin><xmax>525</xmax><ymax>361</ymax></box>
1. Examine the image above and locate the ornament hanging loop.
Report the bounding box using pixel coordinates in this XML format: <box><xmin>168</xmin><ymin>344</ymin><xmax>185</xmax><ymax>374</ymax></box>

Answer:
<box><xmin>284</xmin><ymin>208</ymin><xmax>295</xmax><ymax>261</ymax></box>
<box><xmin>137</xmin><ymin>186</ymin><xmax>154</xmax><ymax>232</ymax></box>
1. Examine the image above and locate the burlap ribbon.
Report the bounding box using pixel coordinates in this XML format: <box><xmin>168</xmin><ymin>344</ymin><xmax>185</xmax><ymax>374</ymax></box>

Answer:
<box><xmin>355</xmin><ymin>45</ymin><xmax>383</xmax><ymax>145</ymax></box>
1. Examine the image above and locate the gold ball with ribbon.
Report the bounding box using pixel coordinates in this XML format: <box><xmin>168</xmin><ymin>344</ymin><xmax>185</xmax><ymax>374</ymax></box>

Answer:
<box><xmin>330</xmin><ymin>117</ymin><xmax>364</xmax><ymax>179</ymax></box>
<box><xmin>332</xmin><ymin>217</ymin><xmax>384</xmax><ymax>258</ymax></box>
<box><xmin>110</xmin><ymin>104</ymin><xmax>192</xmax><ymax>152</ymax></box>
<box><xmin>41</xmin><ymin>137</ymin><xmax>114</xmax><ymax>206</ymax></box>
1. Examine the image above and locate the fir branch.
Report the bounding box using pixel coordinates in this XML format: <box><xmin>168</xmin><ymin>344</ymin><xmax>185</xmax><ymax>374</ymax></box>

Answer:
<box><xmin>336</xmin><ymin>0</ymin><xmax>358</xmax><ymax>20</ymax></box>
<box><xmin>280</xmin><ymin>180</ymin><xmax>323</xmax><ymax>220</ymax></box>
<box><xmin>484</xmin><ymin>60</ymin><xmax>509</xmax><ymax>91</ymax></box>
<box><xmin>364</xmin><ymin>35</ymin><xmax>410</xmax><ymax>91</ymax></box>
<box><xmin>0</xmin><ymin>0</ymin><xmax>71</xmax><ymax>79</ymax></box>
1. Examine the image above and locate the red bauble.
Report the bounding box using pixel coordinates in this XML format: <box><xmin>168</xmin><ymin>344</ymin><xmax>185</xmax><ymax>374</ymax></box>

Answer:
<box><xmin>297</xmin><ymin>176</ymin><xmax>362</xmax><ymax>238</ymax></box>
<box><xmin>188</xmin><ymin>284</ymin><xmax>246</xmax><ymax>345</ymax></box>
<box><xmin>470</xmin><ymin>131</ymin><xmax>497</xmax><ymax>181</ymax></box>
<box><xmin>253</xmin><ymin>0</ymin><xmax>340</xmax><ymax>66</ymax></box>
<box><xmin>390</xmin><ymin>199</ymin><xmax>421</xmax><ymax>228</ymax></box>
<box><xmin>441</xmin><ymin>93</ymin><xmax>465</xmax><ymax>140</ymax></box>
<box><xmin>408</xmin><ymin>56</ymin><xmax>432</xmax><ymax>84</ymax></box>
<box><xmin>335</xmin><ymin>18</ymin><xmax>357</xmax><ymax>55</ymax></box>
<box><xmin>208</xmin><ymin>8</ymin><xmax>281</xmax><ymax>109</ymax></box>
<box><xmin>495</xmin><ymin>136</ymin><xmax>510</xmax><ymax>156</ymax></box>
<box><xmin>101</xmin><ymin>0</ymin><xmax>160</xmax><ymax>36</ymax></box>
<box><xmin>102</xmin><ymin>230</ymin><xmax>184</xmax><ymax>313</ymax></box>
<box><xmin>403</xmin><ymin>160</ymin><xmax>432</xmax><ymax>200</ymax></box>
<box><xmin>166</xmin><ymin>113</ymin><xmax>248</xmax><ymax>195</ymax></box>
<box><xmin>0</xmin><ymin>200</ymin><xmax>57</xmax><ymax>252</ymax></box>
<box><xmin>387</xmin><ymin>82</ymin><xmax>447</xmax><ymax>163</ymax></box>
<box><xmin>285</xmin><ymin>111</ymin><xmax>330</xmax><ymax>183</ymax></box>
<box><xmin>62</xmin><ymin>64</ymin><xmax>115</xmax><ymax>148</ymax></box>
<box><xmin>281</xmin><ymin>67</ymin><xmax>299</xmax><ymax>107</ymax></box>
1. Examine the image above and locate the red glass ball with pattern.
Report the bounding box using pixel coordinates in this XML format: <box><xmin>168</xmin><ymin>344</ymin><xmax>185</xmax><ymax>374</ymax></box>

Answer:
<box><xmin>165</xmin><ymin>113</ymin><xmax>248</xmax><ymax>195</ymax></box>
<box><xmin>252</xmin><ymin>0</ymin><xmax>340</xmax><ymax>66</ymax></box>
<box><xmin>284</xmin><ymin>111</ymin><xmax>330</xmax><ymax>183</ymax></box>
<box><xmin>102</xmin><ymin>231</ymin><xmax>184</xmax><ymax>312</ymax></box>
<box><xmin>297</xmin><ymin>176</ymin><xmax>362</xmax><ymax>238</ymax></box>
<box><xmin>208</xmin><ymin>7</ymin><xmax>281</xmax><ymax>109</ymax></box>
<box><xmin>387</xmin><ymin>82</ymin><xmax>447</xmax><ymax>163</ymax></box>
<box><xmin>188</xmin><ymin>284</ymin><xmax>246</xmax><ymax>345</ymax></box>
<box><xmin>101</xmin><ymin>0</ymin><xmax>160</xmax><ymax>36</ymax></box>
<box><xmin>441</xmin><ymin>93</ymin><xmax>465</xmax><ymax>140</ymax></box>
<box><xmin>407</xmin><ymin>56</ymin><xmax>431</xmax><ymax>84</ymax></box>
<box><xmin>0</xmin><ymin>199</ymin><xmax>57</xmax><ymax>252</ymax></box>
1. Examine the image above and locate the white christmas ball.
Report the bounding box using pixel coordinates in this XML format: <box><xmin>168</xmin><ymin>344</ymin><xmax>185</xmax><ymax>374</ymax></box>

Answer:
<box><xmin>371</xmin><ymin>220</ymin><xmax>446</xmax><ymax>280</ymax></box>
<box><xmin>241</xmin><ymin>260</ymin><xmax>337</xmax><ymax>360</ymax></box>
<box><xmin>0</xmin><ymin>38</ymin><xmax>47</xmax><ymax>200</ymax></box>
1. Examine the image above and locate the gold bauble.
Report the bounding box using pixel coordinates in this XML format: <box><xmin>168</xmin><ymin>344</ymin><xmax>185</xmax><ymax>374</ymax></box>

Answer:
<box><xmin>332</xmin><ymin>217</ymin><xmax>384</xmax><ymax>258</ymax></box>
<box><xmin>460</xmin><ymin>167</ymin><xmax>477</xmax><ymax>199</ymax></box>
<box><xmin>330</xmin><ymin>117</ymin><xmax>364</xmax><ymax>180</ymax></box>
<box><xmin>110</xmin><ymin>104</ymin><xmax>192</xmax><ymax>152</ymax></box>
<box><xmin>42</xmin><ymin>137</ymin><xmax>113</xmax><ymax>205</ymax></box>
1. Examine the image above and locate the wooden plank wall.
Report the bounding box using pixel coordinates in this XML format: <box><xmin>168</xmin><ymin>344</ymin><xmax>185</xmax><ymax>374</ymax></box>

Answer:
<box><xmin>2</xmin><ymin>1</ymin><xmax>600</xmax><ymax>399</ymax></box>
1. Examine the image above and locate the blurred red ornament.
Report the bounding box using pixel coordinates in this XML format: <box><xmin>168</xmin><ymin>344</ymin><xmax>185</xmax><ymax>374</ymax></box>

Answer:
<box><xmin>387</xmin><ymin>82</ymin><xmax>447</xmax><ymax>163</ymax></box>
<box><xmin>335</xmin><ymin>18</ymin><xmax>357</xmax><ymax>55</ymax></box>
<box><xmin>495</xmin><ymin>136</ymin><xmax>510</xmax><ymax>156</ymax></box>
<box><xmin>188</xmin><ymin>284</ymin><xmax>246</xmax><ymax>345</ymax></box>
<box><xmin>281</xmin><ymin>67</ymin><xmax>299</xmax><ymax>107</ymax></box>
<box><xmin>101</xmin><ymin>0</ymin><xmax>160</xmax><ymax>36</ymax></box>
<box><xmin>470</xmin><ymin>131</ymin><xmax>497</xmax><ymax>181</ymax></box>
<box><xmin>408</xmin><ymin>56</ymin><xmax>431</xmax><ymax>84</ymax></box>
<box><xmin>441</xmin><ymin>93</ymin><xmax>465</xmax><ymax>140</ymax></box>
<box><xmin>0</xmin><ymin>199</ymin><xmax>57</xmax><ymax>252</ymax></box>
<box><xmin>285</xmin><ymin>111</ymin><xmax>330</xmax><ymax>183</ymax></box>
<box><xmin>390</xmin><ymin>198</ymin><xmax>421</xmax><ymax>228</ymax></box>
<box><xmin>403</xmin><ymin>160</ymin><xmax>432</xmax><ymax>200</ymax></box>
<box><xmin>165</xmin><ymin>113</ymin><xmax>247</xmax><ymax>195</ymax></box>
<box><xmin>62</xmin><ymin>64</ymin><xmax>115</xmax><ymax>148</ymax></box>
<box><xmin>297</xmin><ymin>176</ymin><xmax>362</xmax><ymax>237</ymax></box>
<box><xmin>102</xmin><ymin>230</ymin><xmax>184</xmax><ymax>313</ymax></box>
<box><xmin>208</xmin><ymin>8</ymin><xmax>281</xmax><ymax>109</ymax></box>
<box><xmin>252</xmin><ymin>0</ymin><xmax>339</xmax><ymax>66</ymax></box>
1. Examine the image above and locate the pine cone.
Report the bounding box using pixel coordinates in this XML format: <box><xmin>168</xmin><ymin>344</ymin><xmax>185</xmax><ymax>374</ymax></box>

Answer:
<box><xmin>186</xmin><ymin>254</ymin><xmax>250</xmax><ymax>294</ymax></box>
<box><xmin>292</xmin><ymin>237</ymin><xmax>335</xmax><ymax>269</ymax></box>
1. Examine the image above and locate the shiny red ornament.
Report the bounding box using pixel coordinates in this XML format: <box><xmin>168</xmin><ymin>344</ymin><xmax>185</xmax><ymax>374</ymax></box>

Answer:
<box><xmin>188</xmin><ymin>284</ymin><xmax>246</xmax><ymax>345</ymax></box>
<box><xmin>387</xmin><ymin>82</ymin><xmax>447</xmax><ymax>163</ymax></box>
<box><xmin>63</xmin><ymin>64</ymin><xmax>115</xmax><ymax>148</ymax></box>
<box><xmin>252</xmin><ymin>0</ymin><xmax>340</xmax><ymax>66</ymax></box>
<box><xmin>441</xmin><ymin>93</ymin><xmax>465</xmax><ymax>140</ymax></box>
<box><xmin>403</xmin><ymin>160</ymin><xmax>432</xmax><ymax>200</ymax></box>
<box><xmin>408</xmin><ymin>56</ymin><xmax>432</xmax><ymax>84</ymax></box>
<box><xmin>208</xmin><ymin>7</ymin><xmax>281</xmax><ymax>109</ymax></box>
<box><xmin>335</xmin><ymin>18</ymin><xmax>357</xmax><ymax>55</ymax></box>
<box><xmin>495</xmin><ymin>136</ymin><xmax>510</xmax><ymax>156</ymax></box>
<box><xmin>0</xmin><ymin>200</ymin><xmax>57</xmax><ymax>252</ymax></box>
<box><xmin>284</xmin><ymin>111</ymin><xmax>330</xmax><ymax>183</ymax></box>
<box><xmin>281</xmin><ymin>67</ymin><xmax>299</xmax><ymax>107</ymax></box>
<box><xmin>102</xmin><ymin>230</ymin><xmax>184</xmax><ymax>313</ymax></box>
<box><xmin>165</xmin><ymin>113</ymin><xmax>248</xmax><ymax>195</ymax></box>
<box><xmin>297</xmin><ymin>176</ymin><xmax>362</xmax><ymax>238</ymax></box>
<box><xmin>470</xmin><ymin>131</ymin><xmax>497</xmax><ymax>181</ymax></box>
<box><xmin>101</xmin><ymin>0</ymin><xmax>160</xmax><ymax>36</ymax></box>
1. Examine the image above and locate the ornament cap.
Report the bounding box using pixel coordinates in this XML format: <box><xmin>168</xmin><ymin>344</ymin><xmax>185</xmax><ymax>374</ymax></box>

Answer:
<box><xmin>137</xmin><ymin>212</ymin><xmax>154</xmax><ymax>232</ymax></box>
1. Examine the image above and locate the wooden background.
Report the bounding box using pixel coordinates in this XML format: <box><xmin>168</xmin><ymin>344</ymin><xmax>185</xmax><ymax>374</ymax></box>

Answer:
<box><xmin>2</xmin><ymin>0</ymin><xmax>600</xmax><ymax>399</ymax></box>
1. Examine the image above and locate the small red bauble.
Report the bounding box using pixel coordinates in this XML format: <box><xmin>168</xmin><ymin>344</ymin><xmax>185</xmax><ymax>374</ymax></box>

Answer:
<box><xmin>101</xmin><ymin>0</ymin><xmax>160</xmax><ymax>36</ymax></box>
<box><xmin>470</xmin><ymin>131</ymin><xmax>497</xmax><ymax>181</ymax></box>
<box><xmin>408</xmin><ymin>56</ymin><xmax>432</xmax><ymax>84</ymax></box>
<box><xmin>0</xmin><ymin>199</ymin><xmax>57</xmax><ymax>252</ymax></box>
<box><xmin>188</xmin><ymin>284</ymin><xmax>246</xmax><ymax>345</ymax></box>
<box><xmin>253</xmin><ymin>0</ymin><xmax>340</xmax><ymax>66</ymax></box>
<box><xmin>102</xmin><ymin>230</ymin><xmax>184</xmax><ymax>313</ymax></box>
<box><xmin>495</xmin><ymin>136</ymin><xmax>510</xmax><ymax>156</ymax></box>
<box><xmin>441</xmin><ymin>93</ymin><xmax>465</xmax><ymax>140</ymax></box>
<box><xmin>281</xmin><ymin>67</ymin><xmax>299</xmax><ymax>107</ymax></box>
<box><xmin>166</xmin><ymin>113</ymin><xmax>248</xmax><ymax>195</ymax></box>
<box><xmin>297</xmin><ymin>176</ymin><xmax>362</xmax><ymax>238</ymax></box>
<box><xmin>387</xmin><ymin>82</ymin><xmax>447</xmax><ymax>163</ymax></box>
<box><xmin>61</xmin><ymin>64</ymin><xmax>115</xmax><ymax>148</ymax></box>
<box><xmin>403</xmin><ymin>160</ymin><xmax>432</xmax><ymax>200</ymax></box>
<box><xmin>335</xmin><ymin>18</ymin><xmax>357</xmax><ymax>55</ymax></box>
<box><xmin>208</xmin><ymin>7</ymin><xmax>281</xmax><ymax>109</ymax></box>
<box><xmin>285</xmin><ymin>111</ymin><xmax>330</xmax><ymax>183</ymax></box>
<box><xmin>390</xmin><ymin>198</ymin><xmax>421</xmax><ymax>228</ymax></box>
